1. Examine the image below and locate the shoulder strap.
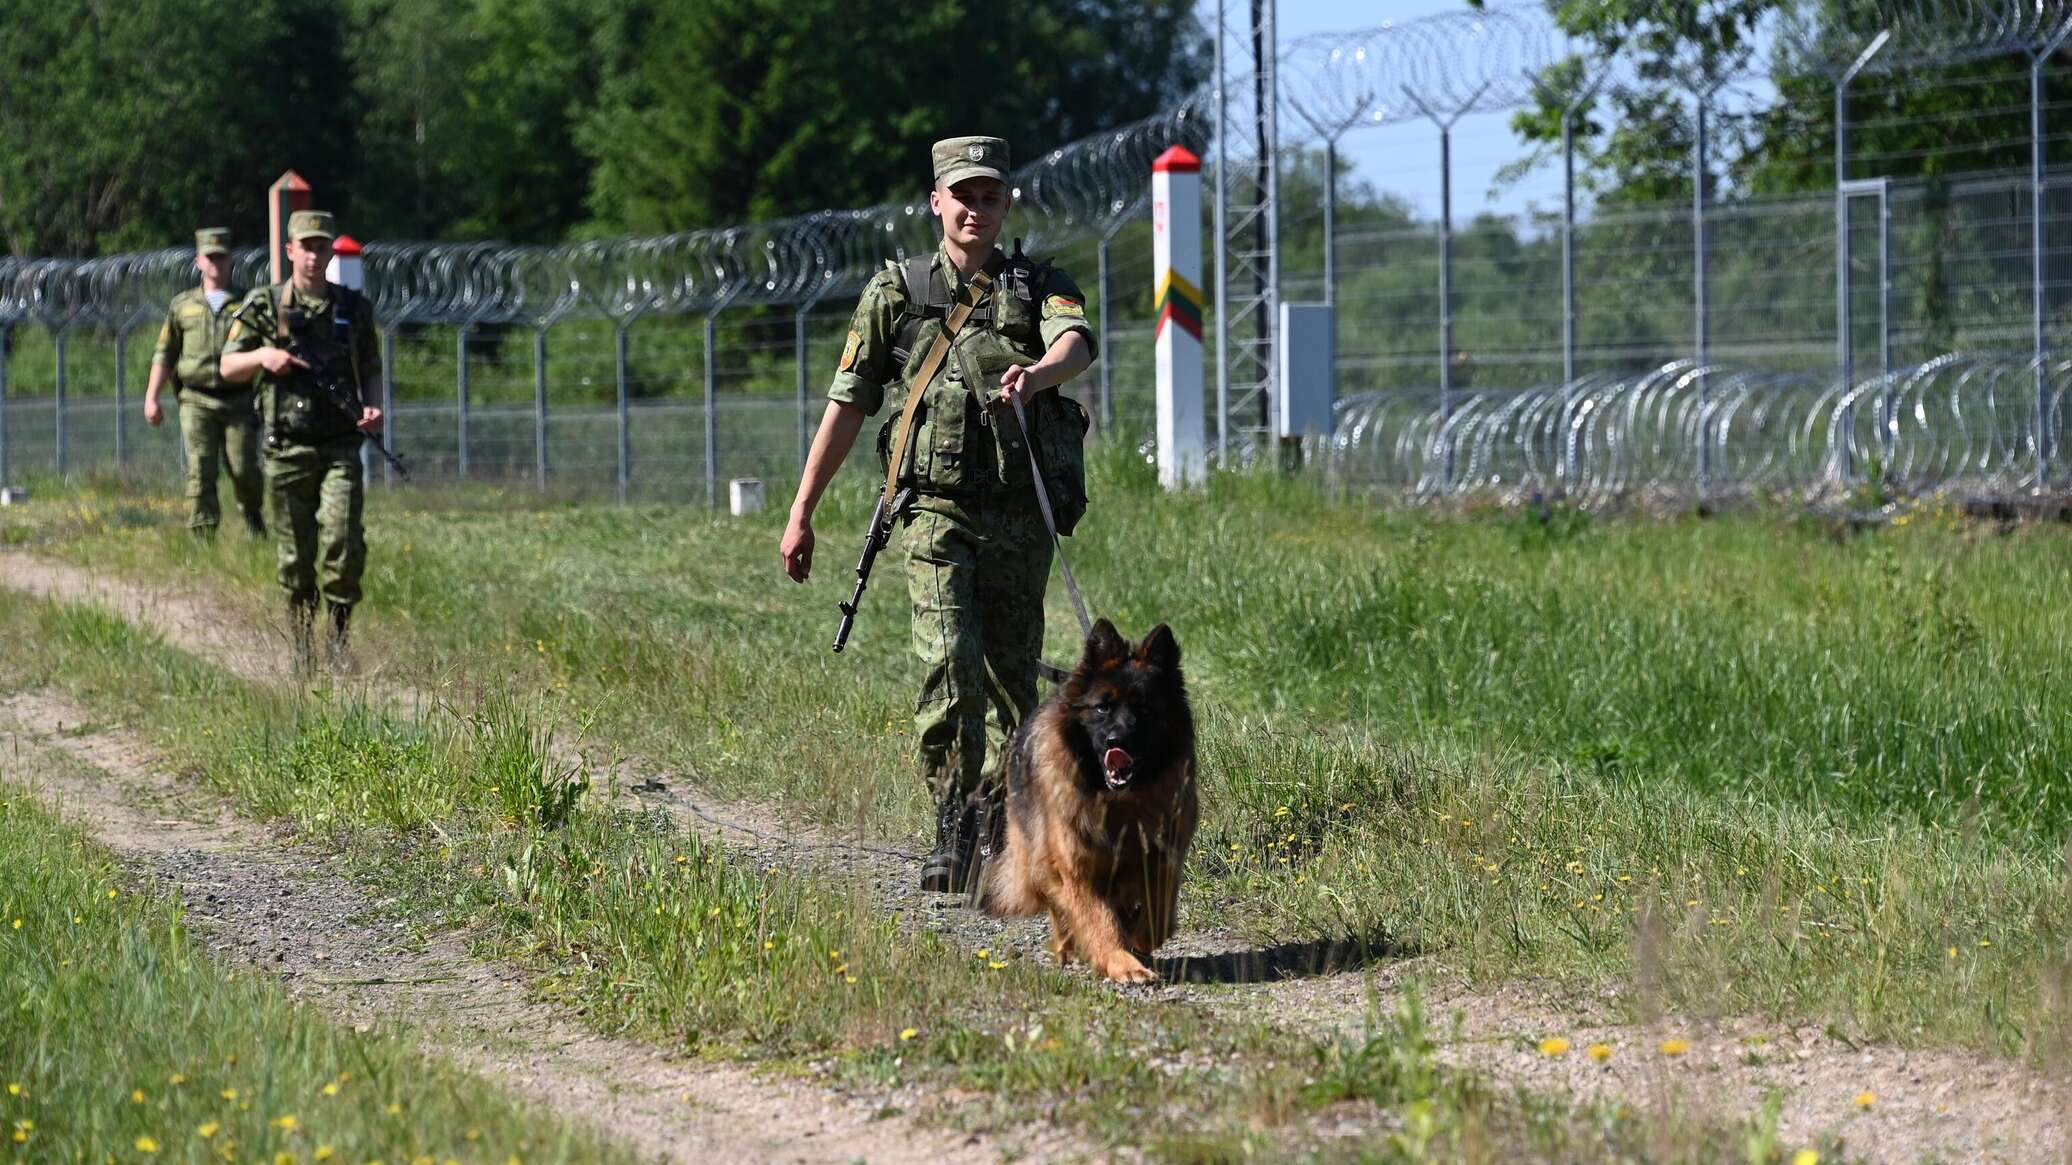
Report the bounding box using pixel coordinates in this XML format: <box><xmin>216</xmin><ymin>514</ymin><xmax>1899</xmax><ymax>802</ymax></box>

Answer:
<box><xmin>879</xmin><ymin>270</ymin><xmax>993</xmax><ymax>503</ymax></box>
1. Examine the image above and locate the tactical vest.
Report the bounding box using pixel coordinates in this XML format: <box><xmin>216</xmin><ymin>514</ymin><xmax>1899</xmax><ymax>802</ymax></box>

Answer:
<box><xmin>261</xmin><ymin>282</ymin><xmax>364</xmax><ymax>444</ymax></box>
<box><xmin>877</xmin><ymin>247</ymin><xmax>1090</xmax><ymax>532</ymax></box>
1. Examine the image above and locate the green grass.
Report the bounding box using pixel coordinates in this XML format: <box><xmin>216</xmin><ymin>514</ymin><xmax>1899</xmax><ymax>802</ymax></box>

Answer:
<box><xmin>0</xmin><ymin>756</ymin><xmax>643</xmax><ymax>1165</ymax></box>
<box><xmin>7</xmin><ymin>452</ymin><xmax>2066</xmax><ymax>1153</ymax></box>
<box><xmin>0</xmin><ymin>577</ymin><xmax>1781</xmax><ymax>1162</ymax></box>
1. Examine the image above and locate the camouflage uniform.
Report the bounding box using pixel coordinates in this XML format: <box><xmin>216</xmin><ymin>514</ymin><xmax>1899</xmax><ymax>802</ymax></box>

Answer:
<box><xmin>152</xmin><ymin>228</ymin><xmax>259</xmax><ymax>534</ymax></box>
<box><xmin>829</xmin><ymin>136</ymin><xmax>1096</xmax><ymax>888</ymax></box>
<box><xmin>220</xmin><ymin>211</ymin><xmax>379</xmax><ymax>665</ymax></box>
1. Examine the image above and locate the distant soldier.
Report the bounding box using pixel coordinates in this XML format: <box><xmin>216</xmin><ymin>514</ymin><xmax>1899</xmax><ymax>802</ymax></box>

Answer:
<box><xmin>780</xmin><ymin>136</ymin><xmax>1097</xmax><ymax>893</ymax></box>
<box><xmin>219</xmin><ymin>211</ymin><xmax>384</xmax><ymax>673</ymax></box>
<box><xmin>144</xmin><ymin>228</ymin><xmax>262</xmax><ymax>536</ymax></box>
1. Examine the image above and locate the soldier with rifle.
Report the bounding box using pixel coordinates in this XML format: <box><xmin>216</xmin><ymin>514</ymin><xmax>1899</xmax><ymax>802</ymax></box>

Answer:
<box><xmin>220</xmin><ymin>210</ymin><xmax>386</xmax><ymax>674</ymax></box>
<box><xmin>780</xmin><ymin>136</ymin><xmax>1096</xmax><ymax>894</ymax></box>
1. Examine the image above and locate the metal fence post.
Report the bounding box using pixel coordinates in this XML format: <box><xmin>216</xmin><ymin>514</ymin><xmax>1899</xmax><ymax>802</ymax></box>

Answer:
<box><xmin>114</xmin><ymin>326</ymin><xmax>131</xmax><ymax>475</ymax></box>
<box><xmin>1323</xmin><ymin>136</ymin><xmax>1338</xmax><ymax>307</ymax></box>
<box><xmin>794</xmin><ymin>282</ymin><xmax>831</xmax><ymax>472</ymax></box>
<box><xmin>378</xmin><ymin>325</ymin><xmax>398</xmax><ymax>485</ymax></box>
<box><xmin>2030</xmin><ymin>29</ymin><xmax>2070</xmax><ymax>483</ymax></box>
<box><xmin>0</xmin><ymin>324</ymin><xmax>10</xmax><ymax>488</ymax></box>
<box><xmin>704</xmin><ymin>305</ymin><xmax>722</xmax><ymax>509</ymax></box>
<box><xmin>1694</xmin><ymin>95</ymin><xmax>1710</xmax><ymax>497</ymax></box>
<box><xmin>1835</xmin><ymin>31</ymin><xmax>1891</xmax><ymax>484</ymax></box>
<box><xmin>1212</xmin><ymin>0</ymin><xmax>1229</xmax><ymax>463</ymax></box>
<box><xmin>1096</xmin><ymin>223</ymin><xmax>1126</xmax><ymax>432</ymax></box>
<box><xmin>455</xmin><ymin>325</ymin><xmax>470</xmax><ymax>481</ymax></box>
<box><xmin>53</xmin><ymin>326</ymin><xmax>69</xmax><ymax>478</ymax></box>
<box><xmin>534</xmin><ymin>325</ymin><xmax>550</xmax><ymax>490</ymax></box>
<box><xmin>615</xmin><ymin>321</ymin><xmax>632</xmax><ymax>504</ymax></box>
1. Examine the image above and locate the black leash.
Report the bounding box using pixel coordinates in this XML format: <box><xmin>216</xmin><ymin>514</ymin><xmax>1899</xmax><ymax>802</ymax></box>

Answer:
<box><xmin>1009</xmin><ymin>392</ymin><xmax>1095</xmax><ymax>651</ymax></box>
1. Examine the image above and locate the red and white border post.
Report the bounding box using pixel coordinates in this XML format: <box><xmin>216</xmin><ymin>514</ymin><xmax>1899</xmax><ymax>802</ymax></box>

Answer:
<box><xmin>1152</xmin><ymin>146</ymin><xmax>1206</xmax><ymax>489</ymax></box>
<box><xmin>267</xmin><ymin>170</ymin><xmax>312</xmax><ymax>284</ymax></box>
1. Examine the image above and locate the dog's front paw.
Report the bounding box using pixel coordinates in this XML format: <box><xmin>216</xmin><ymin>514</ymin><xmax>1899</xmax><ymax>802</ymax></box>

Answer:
<box><xmin>1097</xmin><ymin>950</ymin><xmax>1157</xmax><ymax>983</ymax></box>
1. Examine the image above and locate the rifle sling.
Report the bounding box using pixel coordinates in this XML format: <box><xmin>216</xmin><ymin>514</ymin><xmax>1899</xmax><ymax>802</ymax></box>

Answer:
<box><xmin>879</xmin><ymin>268</ymin><xmax>993</xmax><ymax>510</ymax></box>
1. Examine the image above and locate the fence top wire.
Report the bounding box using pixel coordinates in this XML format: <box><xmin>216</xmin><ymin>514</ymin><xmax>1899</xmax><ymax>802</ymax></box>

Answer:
<box><xmin>3</xmin><ymin>3</ymin><xmax>2063</xmax><ymax>332</ymax></box>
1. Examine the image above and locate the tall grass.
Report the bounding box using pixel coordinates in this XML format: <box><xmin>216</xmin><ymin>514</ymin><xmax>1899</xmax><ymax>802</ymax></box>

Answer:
<box><xmin>16</xmin><ymin>456</ymin><xmax>2072</xmax><ymax>1055</ymax></box>
<box><xmin>0</xmin><ymin>765</ymin><xmax>640</xmax><ymax>1164</ymax></box>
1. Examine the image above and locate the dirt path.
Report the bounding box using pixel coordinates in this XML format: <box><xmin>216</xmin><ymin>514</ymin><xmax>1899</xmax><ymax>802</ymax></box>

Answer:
<box><xmin>6</xmin><ymin>548</ymin><xmax>2068</xmax><ymax>1163</ymax></box>
<box><xmin>0</xmin><ymin>689</ymin><xmax>1074</xmax><ymax>1165</ymax></box>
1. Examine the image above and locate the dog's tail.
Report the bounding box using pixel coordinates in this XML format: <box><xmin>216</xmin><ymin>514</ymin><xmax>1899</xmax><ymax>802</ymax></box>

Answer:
<box><xmin>978</xmin><ymin>842</ymin><xmax>1043</xmax><ymax>918</ymax></box>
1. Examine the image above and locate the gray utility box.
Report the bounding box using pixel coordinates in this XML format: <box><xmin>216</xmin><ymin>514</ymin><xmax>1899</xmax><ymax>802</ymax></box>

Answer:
<box><xmin>1276</xmin><ymin>303</ymin><xmax>1336</xmax><ymax>438</ymax></box>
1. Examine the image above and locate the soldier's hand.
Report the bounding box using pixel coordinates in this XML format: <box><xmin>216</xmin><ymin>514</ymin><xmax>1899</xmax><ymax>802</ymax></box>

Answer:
<box><xmin>143</xmin><ymin>398</ymin><xmax>164</xmax><ymax>427</ymax></box>
<box><xmin>999</xmin><ymin>361</ymin><xmax>1050</xmax><ymax>407</ymax></box>
<box><xmin>357</xmin><ymin>406</ymin><xmax>384</xmax><ymax>433</ymax></box>
<box><xmin>780</xmin><ymin>516</ymin><xmax>814</xmax><ymax>583</ymax></box>
<box><xmin>258</xmin><ymin>346</ymin><xmax>310</xmax><ymax>376</ymax></box>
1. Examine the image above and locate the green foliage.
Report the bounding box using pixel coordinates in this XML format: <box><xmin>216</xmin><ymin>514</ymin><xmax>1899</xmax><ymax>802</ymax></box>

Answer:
<box><xmin>577</xmin><ymin>0</ymin><xmax>1209</xmax><ymax>231</ymax></box>
<box><xmin>0</xmin><ymin>0</ymin><xmax>354</xmax><ymax>256</ymax></box>
<box><xmin>1504</xmin><ymin>0</ymin><xmax>2072</xmax><ymax>203</ymax></box>
<box><xmin>2</xmin><ymin>0</ymin><xmax>1206</xmax><ymax>256</ymax></box>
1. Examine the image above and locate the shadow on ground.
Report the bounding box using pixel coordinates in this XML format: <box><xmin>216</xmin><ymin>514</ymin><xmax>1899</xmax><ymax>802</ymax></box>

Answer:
<box><xmin>1156</xmin><ymin>929</ymin><xmax>1407</xmax><ymax>984</ymax></box>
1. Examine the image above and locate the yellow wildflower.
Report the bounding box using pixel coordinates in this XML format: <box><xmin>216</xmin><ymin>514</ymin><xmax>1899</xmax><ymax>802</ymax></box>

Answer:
<box><xmin>1855</xmin><ymin>1090</ymin><xmax>1876</xmax><ymax>1109</ymax></box>
<box><xmin>273</xmin><ymin>1114</ymin><xmax>299</xmax><ymax>1131</ymax></box>
<box><xmin>1538</xmin><ymin>1038</ymin><xmax>1571</xmax><ymax>1056</ymax></box>
<box><xmin>1658</xmin><ymin>1038</ymin><xmax>1691</xmax><ymax>1056</ymax></box>
<box><xmin>899</xmin><ymin>1028</ymin><xmax>918</xmax><ymax>1041</ymax></box>
<box><xmin>135</xmin><ymin>1135</ymin><xmax>161</xmax><ymax>1153</ymax></box>
<box><xmin>198</xmin><ymin>1122</ymin><xmax>220</xmax><ymax>1139</ymax></box>
<box><xmin>1586</xmin><ymin>1043</ymin><xmax>1613</xmax><ymax>1062</ymax></box>
<box><xmin>1794</xmin><ymin>1151</ymin><xmax>1819</xmax><ymax>1165</ymax></box>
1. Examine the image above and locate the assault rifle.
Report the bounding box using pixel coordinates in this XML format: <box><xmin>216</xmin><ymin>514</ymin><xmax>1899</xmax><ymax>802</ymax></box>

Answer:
<box><xmin>280</xmin><ymin>337</ymin><xmax>411</xmax><ymax>482</ymax></box>
<box><xmin>832</xmin><ymin>485</ymin><xmax>914</xmax><ymax>653</ymax></box>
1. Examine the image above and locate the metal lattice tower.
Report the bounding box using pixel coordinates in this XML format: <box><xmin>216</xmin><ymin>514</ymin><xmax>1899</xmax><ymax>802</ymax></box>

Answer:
<box><xmin>1212</xmin><ymin>0</ymin><xmax>1278</xmax><ymax>462</ymax></box>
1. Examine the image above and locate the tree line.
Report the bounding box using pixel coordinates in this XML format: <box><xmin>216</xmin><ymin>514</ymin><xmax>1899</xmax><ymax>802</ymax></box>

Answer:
<box><xmin>1</xmin><ymin>0</ymin><xmax>1207</xmax><ymax>257</ymax></box>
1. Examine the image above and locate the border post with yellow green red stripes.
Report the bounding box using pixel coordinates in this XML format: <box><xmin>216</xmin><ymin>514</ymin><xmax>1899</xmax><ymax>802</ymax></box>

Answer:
<box><xmin>1152</xmin><ymin>145</ymin><xmax>1206</xmax><ymax>488</ymax></box>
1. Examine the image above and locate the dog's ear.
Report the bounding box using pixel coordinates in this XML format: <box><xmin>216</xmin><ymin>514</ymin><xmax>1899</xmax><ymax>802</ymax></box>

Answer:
<box><xmin>1137</xmin><ymin>623</ymin><xmax>1181</xmax><ymax>670</ymax></box>
<box><xmin>1082</xmin><ymin>618</ymin><xmax>1129</xmax><ymax>669</ymax></box>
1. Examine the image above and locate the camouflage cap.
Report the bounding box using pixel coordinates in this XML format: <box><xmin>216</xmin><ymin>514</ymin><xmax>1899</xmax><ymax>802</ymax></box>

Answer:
<box><xmin>194</xmin><ymin>227</ymin><xmax>231</xmax><ymax>257</ymax></box>
<box><xmin>932</xmin><ymin>136</ymin><xmax>1009</xmax><ymax>189</ymax></box>
<box><xmin>287</xmin><ymin>210</ymin><xmax>337</xmax><ymax>242</ymax></box>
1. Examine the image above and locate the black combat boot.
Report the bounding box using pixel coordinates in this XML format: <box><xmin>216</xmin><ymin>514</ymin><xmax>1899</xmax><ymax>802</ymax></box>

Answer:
<box><xmin>325</xmin><ymin>602</ymin><xmax>355</xmax><ymax>675</ymax></box>
<box><xmin>242</xmin><ymin>510</ymin><xmax>267</xmax><ymax>538</ymax></box>
<box><xmin>920</xmin><ymin>793</ymin><xmax>979</xmax><ymax>894</ymax></box>
<box><xmin>287</xmin><ymin>595</ymin><xmax>318</xmax><ymax>675</ymax></box>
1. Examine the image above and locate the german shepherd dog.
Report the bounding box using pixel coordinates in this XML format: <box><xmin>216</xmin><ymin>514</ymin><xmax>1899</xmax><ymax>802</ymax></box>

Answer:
<box><xmin>981</xmin><ymin>619</ymin><xmax>1198</xmax><ymax>983</ymax></box>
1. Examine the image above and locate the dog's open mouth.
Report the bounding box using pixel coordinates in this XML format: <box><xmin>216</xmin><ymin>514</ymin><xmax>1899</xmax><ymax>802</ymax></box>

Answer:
<box><xmin>1102</xmin><ymin>747</ymin><xmax>1135</xmax><ymax>789</ymax></box>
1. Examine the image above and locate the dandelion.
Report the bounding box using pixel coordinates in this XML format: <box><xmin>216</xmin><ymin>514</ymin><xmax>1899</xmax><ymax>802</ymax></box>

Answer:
<box><xmin>275</xmin><ymin>1153</ymin><xmax>297</xmax><ymax>1165</ymax></box>
<box><xmin>386</xmin><ymin>1103</ymin><xmax>403</xmax><ymax>1116</ymax></box>
<box><xmin>107</xmin><ymin>889</ymin><xmax>118</xmax><ymax>899</ymax></box>
<box><xmin>1587</xmin><ymin>1043</ymin><xmax>1613</xmax><ymax>1062</ymax></box>
<box><xmin>321</xmin><ymin>1082</ymin><xmax>339</xmax><ymax>1097</ymax></box>
<box><xmin>198</xmin><ymin>1122</ymin><xmax>220</xmax><ymax>1139</ymax></box>
<box><xmin>1658</xmin><ymin>1038</ymin><xmax>1691</xmax><ymax>1056</ymax></box>
<box><xmin>136</xmin><ymin>1135</ymin><xmax>161</xmax><ymax>1153</ymax></box>
<box><xmin>9</xmin><ymin>919</ymin><xmax>18</xmax><ymax>930</ymax></box>
<box><xmin>168</xmin><ymin>1074</ymin><xmax>186</xmax><ymax>1086</ymax></box>
<box><xmin>221</xmin><ymin>1088</ymin><xmax>239</xmax><ymax>1101</ymax></box>
<box><xmin>899</xmin><ymin>1028</ymin><xmax>918</xmax><ymax>1041</ymax></box>
<box><xmin>466</xmin><ymin>1129</ymin><xmax>482</xmax><ymax>1142</ymax></box>
<box><xmin>273</xmin><ymin>1114</ymin><xmax>299</xmax><ymax>1131</ymax></box>
<box><xmin>315</xmin><ymin>1148</ymin><xmax>335</xmax><ymax>1162</ymax></box>
<box><xmin>1947</xmin><ymin>946</ymin><xmax>1959</xmax><ymax>959</ymax></box>
<box><xmin>1793</xmin><ymin>1151</ymin><xmax>1819</xmax><ymax>1165</ymax></box>
<box><xmin>1854</xmin><ymin>1090</ymin><xmax>1876</xmax><ymax>1109</ymax></box>
<box><xmin>1980</xmin><ymin>939</ymin><xmax>1993</xmax><ymax>949</ymax></box>
<box><xmin>1538</xmin><ymin>1038</ymin><xmax>1571</xmax><ymax>1057</ymax></box>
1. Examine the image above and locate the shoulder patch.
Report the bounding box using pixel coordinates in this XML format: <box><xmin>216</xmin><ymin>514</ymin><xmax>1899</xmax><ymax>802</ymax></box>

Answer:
<box><xmin>1044</xmin><ymin>294</ymin><xmax>1086</xmax><ymax>319</ymax></box>
<box><xmin>838</xmin><ymin>330</ymin><xmax>862</xmax><ymax>372</ymax></box>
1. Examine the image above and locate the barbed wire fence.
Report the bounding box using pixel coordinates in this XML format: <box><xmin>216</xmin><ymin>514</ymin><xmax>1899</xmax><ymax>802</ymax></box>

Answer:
<box><xmin>2</xmin><ymin>0</ymin><xmax>2070</xmax><ymax>510</ymax></box>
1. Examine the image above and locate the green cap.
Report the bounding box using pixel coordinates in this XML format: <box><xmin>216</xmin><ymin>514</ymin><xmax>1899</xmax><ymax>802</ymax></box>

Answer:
<box><xmin>195</xmin><ymin>227</ymin><xmax>231</xmax><ymax>256</ymax></box>
<box><xmin>287</xmin><ymin>210</ymin><xmax>337</xmax><ymax>242</ymax></box>
<box><xmin>932</xmin><ymin>136</ymin><xmax>1010</xmax><ymax>188</ymax></box>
